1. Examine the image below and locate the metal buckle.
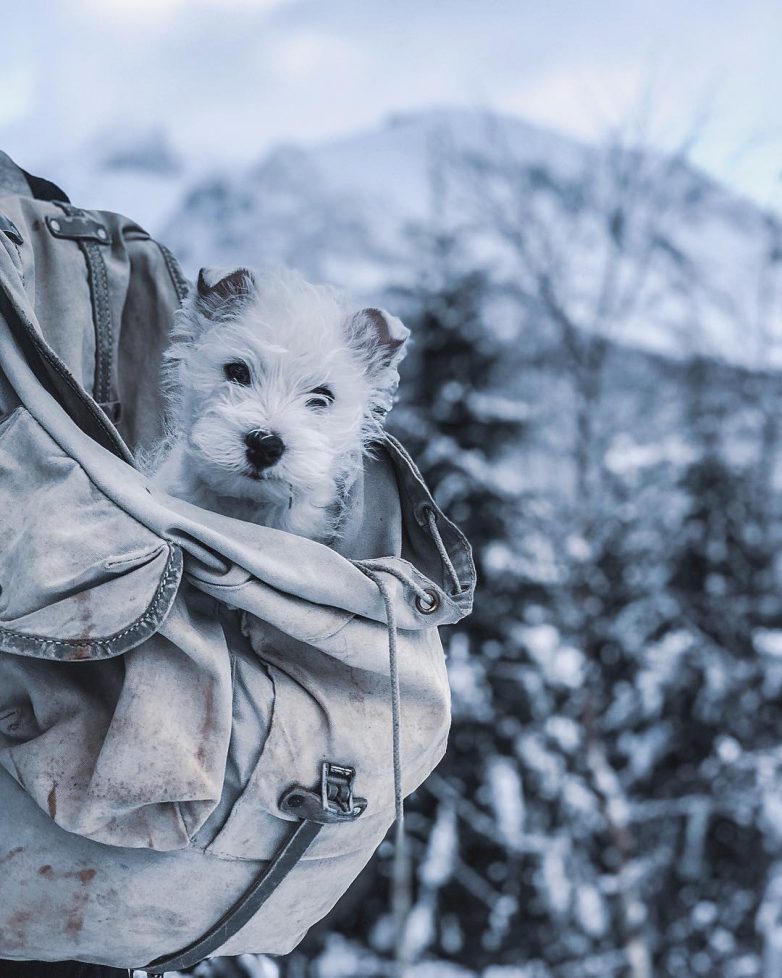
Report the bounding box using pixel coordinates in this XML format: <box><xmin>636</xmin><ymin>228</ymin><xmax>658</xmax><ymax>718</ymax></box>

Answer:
<box><xmin>279</xmin><ymin>761</ymin><xmax>367</xmax><ymax>824</ymax></box>
<box><xmin>322</xmin><ymin>762</ymin><xmax>357</xmax><ymax>817</ymax></box>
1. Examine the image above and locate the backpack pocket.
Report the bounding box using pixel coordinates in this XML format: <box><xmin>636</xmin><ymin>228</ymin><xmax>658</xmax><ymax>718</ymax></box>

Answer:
<box><xmin>0</xmin><ymin>406</ymin><xmax>182</xmax><ymax>660</ymax></box>
<box><xmin>200</xmin><ymin>613</ymin><xmax>450</xmax><ymax>862</ymax></box>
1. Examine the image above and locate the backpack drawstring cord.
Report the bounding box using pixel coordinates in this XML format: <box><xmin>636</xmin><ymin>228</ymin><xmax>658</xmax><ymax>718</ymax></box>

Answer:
<box><xmin>358</xmin><ymin>564</ymin><xmax>417</xmax><ymax>976</ymax></box>
<box><xmin>360</xmin><ymin>567</ymin><xmax>406</xmax><ymax>826</ymax></box>
<box><xmin>358</xmin><ymin>509</ymin><xmax>461</xmax><ymax>976</ymax></box>
<box><xmin>424</xmin><ymin>507</ymin><xmax>463</xmax><ymax>594</ymax></box>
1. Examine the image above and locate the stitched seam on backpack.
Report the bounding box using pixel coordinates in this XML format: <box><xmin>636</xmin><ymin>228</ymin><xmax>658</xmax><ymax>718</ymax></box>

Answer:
<box><xmin>0</xmin><ymin>543</ymin><xmax>181</xmax><ymax>649</ymax></box>
<box><xmin>53</xmin><ymin>202</ymin><xmax>119</xmax><ymax>426</ymax></box>
<box><xmin>155</xmin><ymin>241</ymin><xmax>189</xmax><ymax>303</ymax></box>
<box><xmin>81</xmin><ymin>240</ymin><xmax>113</xmax><ymax>405</ymax></box>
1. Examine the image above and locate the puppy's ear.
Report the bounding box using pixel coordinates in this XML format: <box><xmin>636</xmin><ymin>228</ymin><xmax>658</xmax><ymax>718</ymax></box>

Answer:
<box><xmin>195</xmin><ymin>267</ymin><xmax>256</xmax><ymax>319</ymax></box>
<box><xmin>347</xmin><ymin>307</ymin><xmax>410</xmax><ymax>376</ymax></box>
<box><xmin>347</xmin><ymin>308</ymin><xmax>410</xmax><ymax>416</ymax></box>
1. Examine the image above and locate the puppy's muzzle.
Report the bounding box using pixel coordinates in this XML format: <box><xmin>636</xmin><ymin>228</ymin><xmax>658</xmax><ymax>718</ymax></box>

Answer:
<box><xmin>245</xmin><ymin>430</ymin><xmax>285</xmax><ymax>472</ymax></box>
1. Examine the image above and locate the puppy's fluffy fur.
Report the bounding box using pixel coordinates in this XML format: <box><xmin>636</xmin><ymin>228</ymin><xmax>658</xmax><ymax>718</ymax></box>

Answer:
<box><xmin>150</xmin><ymin>265</ymin><xmax>409</xmax><ymax>542</ymax></box>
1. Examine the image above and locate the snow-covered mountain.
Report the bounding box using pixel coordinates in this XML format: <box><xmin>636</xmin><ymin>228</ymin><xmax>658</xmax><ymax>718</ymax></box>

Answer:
<box><xmin>159</xmin><ymin>108</ymin><xmax>598</xmax><ymax>288</ymax></box>
<box><xmin>34</xmin><ymin>108</ymin><xmax>782</xmax><ymax>369</ymax></box>
<box><xmin>160</xmin><ymin>109</ymin><xmax>782</xmax><ymax>370</ymax></box>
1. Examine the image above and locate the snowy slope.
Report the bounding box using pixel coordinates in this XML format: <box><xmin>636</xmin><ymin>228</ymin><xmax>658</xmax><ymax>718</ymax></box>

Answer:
<box><xmin>157</xmin><ymin>109</ymin><xmax>595</xmax><ymax>290</ymax></box>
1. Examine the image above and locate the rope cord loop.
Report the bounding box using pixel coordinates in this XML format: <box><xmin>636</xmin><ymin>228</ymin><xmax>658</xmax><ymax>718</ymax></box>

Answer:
<box><xmin>359</xmin><ymin>567</ymin><xmax>405</xmax><ymax>824</ymax></box>
<box><xmin>424</xmin><ymin>506</ymin><xmax>463</xmax><ymax>595</ymax></box>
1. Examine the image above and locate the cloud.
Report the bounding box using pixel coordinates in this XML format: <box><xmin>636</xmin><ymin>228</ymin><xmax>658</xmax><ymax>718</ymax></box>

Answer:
<box><xmin>268</xmin><ymin>30</ymin><xmax>362</xmax><ymax>80</ymax></box>
<box><xmin>1</xmin><ymin>0</ymin><xmax>781</xmax><ymax>208</ymax></box>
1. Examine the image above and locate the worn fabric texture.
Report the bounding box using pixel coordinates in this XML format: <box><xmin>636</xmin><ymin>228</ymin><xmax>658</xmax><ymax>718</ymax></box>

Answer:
<box><xmin>0</xmin><ymin>156</ymin><xmax>475</xmax><ymax>968</ymax></box>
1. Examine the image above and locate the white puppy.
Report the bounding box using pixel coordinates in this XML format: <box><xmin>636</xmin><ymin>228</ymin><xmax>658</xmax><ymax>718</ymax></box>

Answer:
<box><xmin>151</xmin><ymin>264</ymin><xmax>409</xmax><ymax>543</ymax></box>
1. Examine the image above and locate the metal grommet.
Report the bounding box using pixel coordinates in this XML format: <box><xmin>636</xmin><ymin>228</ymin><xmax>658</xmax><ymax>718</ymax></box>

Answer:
<box><xmin>415</xmin><ymin>588</ymin><xmax>441</xmax><ymax>615</ymax></box>
<box><xmin>97</xmin><ymin>227</ymin><xmax>108</xmax><ymax>240</ymax></box>
<box><xmin>50</xmin><ymin>219</ymin><xmax>61</xmax><ymax>232</ymax></box>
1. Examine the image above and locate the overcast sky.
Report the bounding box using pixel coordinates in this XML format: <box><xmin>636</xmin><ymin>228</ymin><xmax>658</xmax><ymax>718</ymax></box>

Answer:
<box><xmin>1</xmin><ymin>0</ymin><xmax>780</xmax><ymax>209</ymax></box>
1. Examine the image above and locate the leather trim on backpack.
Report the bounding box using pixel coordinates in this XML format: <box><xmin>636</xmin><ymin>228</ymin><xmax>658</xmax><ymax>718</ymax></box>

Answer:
<box><xmin>20</xmin><ymin>166</ymin><xmax>70</xmax><ymax>204</ymax></box>
<box><xmin>52</xmin><ymin>203</ymin><xmax>118</xmax><ymax>419</ymax></box>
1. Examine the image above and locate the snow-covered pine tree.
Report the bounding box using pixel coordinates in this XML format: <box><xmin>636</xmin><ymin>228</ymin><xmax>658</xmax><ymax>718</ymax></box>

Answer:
<box><xmin>388</xmin><ymin>225</ymin><xmax>537</xmax><ymax>967</ymax></box>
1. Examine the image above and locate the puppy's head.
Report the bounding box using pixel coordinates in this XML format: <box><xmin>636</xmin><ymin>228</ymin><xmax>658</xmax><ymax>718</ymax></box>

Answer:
<box><xmin>164</xmin><ymin>265</ymin><xmax>409</xmax><ymax>503</ymax></box>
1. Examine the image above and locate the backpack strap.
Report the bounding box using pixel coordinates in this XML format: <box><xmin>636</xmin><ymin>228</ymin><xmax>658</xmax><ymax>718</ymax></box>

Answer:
<box><xmin>144</xmin><ymin>820</ymin><xmax>321</xmax><ymax>976</ymax></box>
<box><xmin>154</xmin><ymin>240</ymin><xmax>190</xmax><ymax>304</ymax></box>
<box><xmin>48</xmin><ymin>203</ymin><xmax>121</xmax><ymax>422</ymax></box>
<box><xmin>142</xmin><ymin>762</ymin><xmax>367</xmax><ymax>975</ymax></box>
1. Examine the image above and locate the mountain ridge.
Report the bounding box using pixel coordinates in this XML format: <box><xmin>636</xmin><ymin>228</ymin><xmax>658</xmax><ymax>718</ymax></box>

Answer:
<box><xmin>23</xmin><ymin>107</ymin><xmax>782</xmax><ymax>369</ymax></box>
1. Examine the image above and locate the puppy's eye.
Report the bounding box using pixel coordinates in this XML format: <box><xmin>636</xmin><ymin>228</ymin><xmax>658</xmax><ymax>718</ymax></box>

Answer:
<box><xmin>306</xmin><ymin>385</ymin><xmax>335</xmax><ymax>409</ymax></box>
<box><xmin>224</xmin><ymin>361</ymin><xmax>251</xmax><ymax>385</ymax></box>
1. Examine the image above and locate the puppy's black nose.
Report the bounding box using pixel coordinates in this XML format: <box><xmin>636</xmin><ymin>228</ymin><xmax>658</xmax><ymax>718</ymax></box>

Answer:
<box><xmin>245</xmin><ymin>430</ymin><xmax>285</xmax><ymax>469</ymax></box>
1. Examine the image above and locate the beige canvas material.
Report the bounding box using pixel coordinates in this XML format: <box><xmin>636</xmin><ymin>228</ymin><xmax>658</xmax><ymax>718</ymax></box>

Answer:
<box><xmin>0</xmin><ymin>176</ymin><xmax>475</xmax><ymax>966</ymax></box>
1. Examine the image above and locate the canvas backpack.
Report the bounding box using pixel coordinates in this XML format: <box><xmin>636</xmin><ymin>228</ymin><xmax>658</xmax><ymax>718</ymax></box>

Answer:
<box><xmin>0</xmin><ymin>152</ymin><xmax>474</xmax><ymax>972</ymax></box>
